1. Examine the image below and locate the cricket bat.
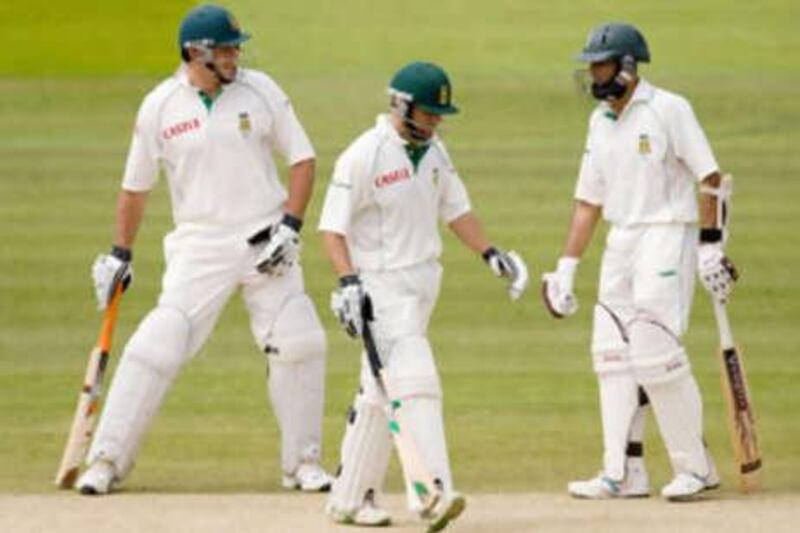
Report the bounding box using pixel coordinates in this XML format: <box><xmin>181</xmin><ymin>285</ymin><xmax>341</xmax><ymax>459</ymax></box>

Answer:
<box><xmin>360</xmin><ymin>297</ymin><xmax>442</xmax><ymax>514</ymax></box>
<box><xmin>54</xmin><ymin>283</ymin><xmax>124</xmax><ymax>488</ymax></box>
<box><xmin>711</xmin><ymin>298</ymin><xmax>762</xmax><ymax>493</ymax></box>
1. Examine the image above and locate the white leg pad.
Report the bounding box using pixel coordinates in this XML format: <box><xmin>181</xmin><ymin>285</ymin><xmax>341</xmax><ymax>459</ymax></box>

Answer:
<box><xmin>630</xmin><ymin>317</ymin><xmax>707</xmax><ymax>477</ymax></box>
<box><xmin>643</xmin><ymin>373</ymin><xmax>709</xmax><ymax>477</ymax></box>
<box><xmin>597</xmin><ymin>371</ymin><xmax>639</xmax><ymax>481</ymax></box>
<box><xmin>88</xmin><ymin>306</ymin><xmax>191</xmax><ymax>477</ymax></box>
<box><xmin>382</xmin><ymin>336</ymin><xmax>452</xmax><ymax>513</ymax></box>
<box><xmin>591</xmin><ymin>304</ymin><xmax>631</xmax><ymax>374</ymax></box>
<box><xmin>328</xmin><ymin>387</ymin><xmax>393</xmax><ymax>516</ymax></box>
<box><xmin>262</xmin><ymin>294</ymin><xmax>327</xmax><ymax>475</ymax></box>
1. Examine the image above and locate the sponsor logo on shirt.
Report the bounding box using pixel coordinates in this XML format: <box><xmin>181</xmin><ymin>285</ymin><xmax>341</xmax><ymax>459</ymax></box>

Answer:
<box><xmin>374</xmin><ymin>167</ymin><xmax>411</xmax><ymax>188</ymax></box>
<box><xmin>162</xmin><ymin>118</ymin><xmax>201</xmax><ymax>140</ymax></box>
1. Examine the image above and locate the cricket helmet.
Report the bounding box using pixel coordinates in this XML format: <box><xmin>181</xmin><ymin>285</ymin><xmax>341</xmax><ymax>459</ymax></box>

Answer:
<box><xmin>576</xmin><ymin>23</ymin><xmax>650</xmax><ymax>64</ymax></box>
<box><xmin>388</xmin><ymin>62</ymin><xmax>459</xmax><ymax>115</ymax></box>
<box><xmin>178</xmin><ymin>4</ymin><xmax>250</xmax><ymax>52</ymax></box>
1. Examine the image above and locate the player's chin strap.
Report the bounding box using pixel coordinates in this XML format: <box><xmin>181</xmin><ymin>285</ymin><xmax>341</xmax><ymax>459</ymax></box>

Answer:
<box><xmin>388</xmin><ymin>89</ymin><xmax>432</xmax><ymax>145</ymax></box>
<box><xmin>699</xmin><ymin>173</ymin><xmax>733</xmax><ymax>244</ymax></box>
<box><xmin>591</xmin><ymin>55</ymin><xmax>637</xmax><ymax>101</ymax></box>
<box><xmin>189</xmin><ymin>43</ymin><xmax>236</xmax><ymax>85</ymax></box>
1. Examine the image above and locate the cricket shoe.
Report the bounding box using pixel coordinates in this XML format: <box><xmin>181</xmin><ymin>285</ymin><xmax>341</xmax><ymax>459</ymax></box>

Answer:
<box><xmin>326</xmin><ymin>490</ymin><xmax>391</xmax><ymax>527</ymax></box>
<box><xmin>423</xmin><ymin>492</ymin><xmax>466</xmax><ymax>533</ymax></box>
<box><xmin>282</xmin><ymin>461</ymin><xmax>332</xmax><ymax>492</ymax></box>
<box><xmin>76</xmin><ymin>460</ymin><xmax>117</xmax><ymax>495</ymax></box>
<box><xmin>662</xmin><ymin>461</ymin><xmax>720</xmax><ymax>502</ymax></box>
<box><xmin>568</xmin><ymin>469</ymin><xmax>650</xmax><ymax>499</ymax></box>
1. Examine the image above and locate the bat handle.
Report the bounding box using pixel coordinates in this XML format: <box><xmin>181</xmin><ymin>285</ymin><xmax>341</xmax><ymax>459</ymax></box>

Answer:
<box><xmin>711</xmin><ymin>298</ymin><xmax>735</xmax><ymax>350</ymax></box>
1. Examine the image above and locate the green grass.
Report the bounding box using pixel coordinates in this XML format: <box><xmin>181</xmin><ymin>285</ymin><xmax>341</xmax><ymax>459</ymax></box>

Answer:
<box><xmin>1</xmin><ymin>0</ymin><xmax>799</xmax><ymax>494</ymax></box>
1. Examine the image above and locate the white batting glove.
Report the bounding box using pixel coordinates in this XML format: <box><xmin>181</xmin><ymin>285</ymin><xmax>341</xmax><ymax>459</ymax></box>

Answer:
<box><xmin>248</xmin><ymin>214</ymin><xmax>302</xmax><ymax>277</ymax></box>
<box><xmin>698</xmin><ymin>243</ymin><xmax>739</xmax><ymax>303</ymax></box>
<box><xmin>542</xmin><ymin>257</ymin><xmax>579</xmax><ymax>318</ymax></box>
<box><xmin>483</xmin><ymin>247</ymin><xmax>530</xmax><ymax>301</ymax></box>
<box><xmin>330</xmin><ymin>275</ymin><xmax>367</xmax><ymax>338</ymax></box>
<box><xmin>91</xmin><ymin>246</ymin><xmax>132</xmax><ymax>311</ymax></box>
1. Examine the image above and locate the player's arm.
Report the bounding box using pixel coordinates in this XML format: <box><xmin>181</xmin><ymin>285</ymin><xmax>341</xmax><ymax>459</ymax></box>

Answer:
<box><xmin>284</xmin><ymin>157</ymin><xmax>315</xmax><ymax>221</ymax></box>
<box><xmin>542</xmin><ymin>200</ymin><xmax>601</xmax><ymax>318</ymax></box>
<box><xmin>697</xmin><ymin>171</ymin><xmax>738</xmax><ymax>303</ymax></box>
<box><xmin>321</xmin><ymin>230</ymin><xmax>356</xmax><ymax>278</ymax></box>
<box><xmin>562</xmin><ymin>200</ymin><xmax>602</xmax><ymax>259</ymax></box>
<box><xmin>448</xmin><ymin>211</ymin><xmax>529</xmax><ymax>300</ymax></box>
<box><xmin>112</xmin><ymin>189</ymin><xmax>149</xmax><ymax>250</ymax></box>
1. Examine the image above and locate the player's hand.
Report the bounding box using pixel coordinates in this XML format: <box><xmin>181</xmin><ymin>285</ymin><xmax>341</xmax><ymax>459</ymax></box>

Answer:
<box><xmin>330</xmin><ymin>275</ymin><xmax>368</xmax><ymax>338</ymax></box>
<box><xmin>483</xmin><ymin>247</ymin><xmax>530</xmax><ymax>301</ymax></box>
<box><xmin>541</xmin><ymin>257</ymin><xmax>579</xmax><ymax>318</ymax></box>
<box><xmin>91</xmin><ymin>246</ymin><xmax>133</xmax><ymax>311</ymax></box>
<box><xmin>698</xmin><ymin>243</ymin><xmax>738</xmax><ymax>303</ymax></box>
<box><xmin>248</xmin><ymin>214</ymin><xmax>302</xmax><ymax>276</ymax></box>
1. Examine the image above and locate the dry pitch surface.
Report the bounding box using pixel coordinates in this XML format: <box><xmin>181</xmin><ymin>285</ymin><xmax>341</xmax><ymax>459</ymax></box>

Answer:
<box><xmin>1</xmin><ymin>492</ymin><xmax>797</xmax><ymax>533</ymax></box>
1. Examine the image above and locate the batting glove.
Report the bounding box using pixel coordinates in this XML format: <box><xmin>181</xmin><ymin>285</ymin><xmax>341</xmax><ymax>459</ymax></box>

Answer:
<box><xmin>330</xmin><ymin>275</ymin><xmax>367</xmax><ymax>338</ymax></box>
<box><xmin>542</xmin><ymin>257</ymin><xmax>579</xmax><ymax>318</ymax></box>
<box><xmin>698</xmin><ymin>243</ymin><xmax>739</xmax><ymax>303</ymax></box>
<box><xmin>482</xmin><ymin>247</ymin><xmax>530</xmax><ymax>301</ymax></box>
<box><xmin>248</xmin><ymin>214</ymin><xmax>302</xmax><ymax>277</ymax></box>
<box><xmin>91</xmin><ymin>245</ymin><xmax>132</xmax><ymax>311</ymax></box>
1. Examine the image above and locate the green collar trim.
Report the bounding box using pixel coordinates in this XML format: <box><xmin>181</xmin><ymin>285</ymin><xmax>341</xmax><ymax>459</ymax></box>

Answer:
<box><xmin>198</xmin><ymin>88</ymin><xmax>222</xmax><ymax>111</ymax></box>
<box><xmin>404</xmin><ymin>143</ymin><xmax>430</xmax><ymax>171</ymax></box>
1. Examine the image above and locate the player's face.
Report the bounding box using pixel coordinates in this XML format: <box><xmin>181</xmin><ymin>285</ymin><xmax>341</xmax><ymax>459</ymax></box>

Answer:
<box><xmin>212</xmin><ymin>44</ymin><xmax>241</xmax><ymax>79</ymax></box>
<box><xmin>410</xmin><ymin>108</ymin><xmax>443</xmax><ymax>139</ymax></box>
<box><xmin>589</xmin><ymin>60</ymin><xmax>617</xmax><ymax>85</ymax></box>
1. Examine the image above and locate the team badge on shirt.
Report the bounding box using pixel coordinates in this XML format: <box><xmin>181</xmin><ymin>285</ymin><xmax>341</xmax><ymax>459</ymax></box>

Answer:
<box><xmin>239</xmin><ymin>112</ymin><xmax>252</xmax><ymax>136</ymax></box>
<box><xmin>638</xmin><ymin>133</ymin><xmax>652</xmax><ymax>155</ymax></box>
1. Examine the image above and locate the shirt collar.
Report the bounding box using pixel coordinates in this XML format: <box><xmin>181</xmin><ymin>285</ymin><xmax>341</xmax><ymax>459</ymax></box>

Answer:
<box><xmin>598</xmin><ymin>78</ymin><xmax>655</xmax><ymax>119</ymax></box>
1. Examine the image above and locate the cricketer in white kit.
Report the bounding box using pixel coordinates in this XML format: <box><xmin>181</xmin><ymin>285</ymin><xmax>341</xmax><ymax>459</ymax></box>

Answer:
<box><xmin>78</xmin><ymin>5</ymin><xmax>331</xmax><ymax>494</ymax></box>
<box><xmin>319</xmin><ymin>62</ymin><xmax>529</xmax><ymax>531</ymax></box>
<box><xmin>542</xmin><ymin>23</ymin><xmax>739</xmax><ymax>502</ymax></box>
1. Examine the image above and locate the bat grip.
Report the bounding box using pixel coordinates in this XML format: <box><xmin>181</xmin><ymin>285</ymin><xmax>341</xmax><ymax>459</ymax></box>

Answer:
<box><xmin>711</xmin><ymin>299</ymin><xmax>735</xmax><ymax>350</ymax></box>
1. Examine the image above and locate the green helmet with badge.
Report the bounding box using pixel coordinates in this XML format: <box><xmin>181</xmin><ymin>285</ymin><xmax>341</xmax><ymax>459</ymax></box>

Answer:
<box><xmin>576</xmin><ymin>23</ymin><xmax>650</xmax><ymax>63</ymax></box>
<box><xmin>388</xmin><ymin>62</ymin><xmax>459</xmax><ymax>115</ymax></box>
<box><xmin>178</xmin><ymin>4</ymin><xmax>250</xmax><ymax>54</ymax></box>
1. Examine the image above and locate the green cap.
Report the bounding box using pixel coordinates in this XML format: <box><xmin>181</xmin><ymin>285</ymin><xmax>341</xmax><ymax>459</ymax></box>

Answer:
<box><xmin>389</xmin><ymin>62</ymin><xmax>459</xmax><ymax>115</ymax></box>
<box><xmin>576</xmin><ymin>23</ymin><xmax>650</xmax><ymax>63</ymax></box>
<box><xmin>178</xmin><ymin>4</ymin><xmax>250</xmax><ymax>51</ymax></box>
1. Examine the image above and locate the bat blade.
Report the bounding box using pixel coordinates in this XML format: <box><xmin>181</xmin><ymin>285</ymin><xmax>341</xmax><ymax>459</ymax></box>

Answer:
<box><xmin>719</xmin><ymin>344</ymin><xmax>762</xmax><ymax>493</ymax></box>
<box><xmin>713</xmin><ymin>300</ymin><xmax>761</xmax><ymax>493</ymax></box>
<box><xmin>54</xmin><ymin>285</ymin><xmax>123</xmax><ymax>488</ymax></box>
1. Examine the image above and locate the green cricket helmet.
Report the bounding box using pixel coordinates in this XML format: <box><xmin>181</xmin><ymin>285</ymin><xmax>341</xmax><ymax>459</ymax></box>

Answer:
<box><xmin>388</xmin><ymin>62</ymin><xmax>459</xmax><ymax>115</ymax></box>
<box><xmin>576</xmin><ymin>23</ymin><xmax>650</xmax><ymax>64</ymax></box>
<box><xmin>178</xmin><ymin>4</ymin><xmax>250</xmax><ymax>53</ymax></box>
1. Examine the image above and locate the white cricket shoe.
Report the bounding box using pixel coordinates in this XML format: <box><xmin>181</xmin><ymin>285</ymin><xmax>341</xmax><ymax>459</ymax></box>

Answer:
<box><xmin>326</xmin><ymin>490</ymin><xmax>391</xmax><ymax>527</ymax></box>
<box><xmin>282</xmin><ymin>462</ymin><xmax>332</xmax><ymax>492</ymax></box>
<box><xmin>424</xmin><ymin>492</ymin><xmax>466</xmax><ymax>533</ymax></box>
<box><xmin>568</xmin><ymin>467</ymin><xmax>650</xmax><ymax>499</ymax></box>
<box><xmin>76</xmin><ymin>460</ymin><xmax>117</xmax><ymax>495</ymax></box>
<box><xmin>661</xmin><ymin>472</ymin><xmax>709</xmax><ymax>501</ymax></box>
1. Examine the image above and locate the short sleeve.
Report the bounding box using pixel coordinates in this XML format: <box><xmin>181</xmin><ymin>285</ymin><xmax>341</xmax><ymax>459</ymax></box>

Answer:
<box><xmin>668</xmin><ymin>96</ymin><xmax>719</xmax><ymax>181</ymax></box>
<box><xmin>266</xmin><ymin>86</ymin><xmax>315</xmax><ymax>165</ymax></box>
<box><xmin>573</xmin><ymin>122</ymin><xmax>604</xmax><ymax>205</ymax></box>
<box><xmin>121</xmin><ymin>95</ymin><xmax>161</xmax><ymax>191</ymax></box>
<box><xmin>438</xmin><ymin>168</ymin><xmax>471</xmax><ymax>223</ymax></box>
<box><xmin>318</xmin><ymin>151</ymin><xmax>361</xmax><ymax>235</ymax></box>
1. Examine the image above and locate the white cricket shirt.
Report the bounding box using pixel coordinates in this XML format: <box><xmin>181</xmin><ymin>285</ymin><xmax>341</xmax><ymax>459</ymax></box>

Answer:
<box><xmin>318</xmin><ymin>114</ymin><xmax>472</xmax><ymax>271</ymax></box>
<box><xmin>574</xmin><ymin>79</ymin><xmax>719</xmax><ymax>226</ymax></box>
<box><xmin>121</xmin><ymin>66</ymin><xmax>314</xmax><ymax>227</ymax></box>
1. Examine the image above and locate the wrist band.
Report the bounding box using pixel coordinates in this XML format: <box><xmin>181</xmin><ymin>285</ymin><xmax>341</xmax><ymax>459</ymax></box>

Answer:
<box><xmin>339</xmin><ymin>274</ymin><xmax>360</xmax><ymax>287</ymax></box>
<box><xmin>281</xmin><ymin>213</ymin><xmax>303</xmax><ymax>232</ymax></box>
<box><xmin>699</xmin><ymin>228</ymin><xmax>723</xmax><ymax>243</ymax></box>
<box><xmin>111</xmin><ymin>245</ymin><xmax>132</xmax><ymax>262</ymax></box>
